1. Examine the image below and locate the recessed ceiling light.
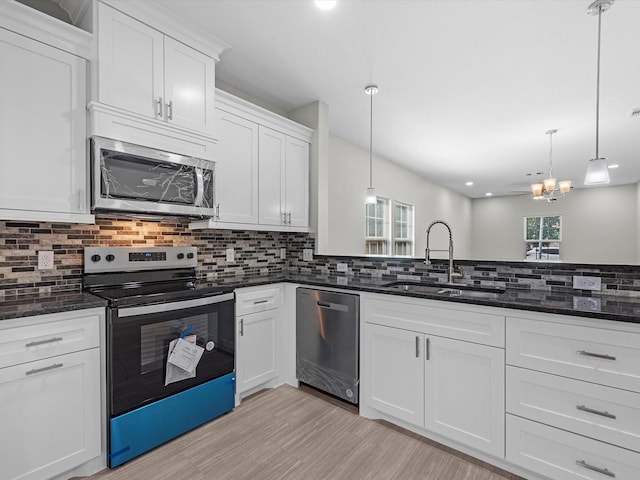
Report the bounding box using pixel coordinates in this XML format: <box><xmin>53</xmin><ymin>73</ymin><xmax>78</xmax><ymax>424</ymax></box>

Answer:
<box><xmin>485</xmin><ymin>192</ymin><xmax>493</xmax><ymax>196</ymax></box>
<box><xmin>315</xmin><ymin>0</ymin><xmax>337</xmax><ymax>10</ymax></box>
<box><xmin>465</xmin><ymin>181</ymin><xmax>474</xmax><ymax>186</ymax></box>
<box><xmin>608</xmin><ymin>164</ymin><xmax>619</xmax><ymax>169</ymax></box>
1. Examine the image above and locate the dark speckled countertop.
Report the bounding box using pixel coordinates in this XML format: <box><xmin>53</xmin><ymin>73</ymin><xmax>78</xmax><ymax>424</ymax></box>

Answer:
<box><xmin>2</xmin><ymin>273</ymin><xmax>640</xmax><ymax>324</ymax></box>
<box><xmin>0</xmin><ymin>291</ymin><xmax>108</xmax><ymax>322</ymax></box>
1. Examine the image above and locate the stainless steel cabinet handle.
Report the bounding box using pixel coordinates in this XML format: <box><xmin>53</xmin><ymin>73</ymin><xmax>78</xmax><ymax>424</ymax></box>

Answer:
<box><xmin>253</xmin><ymin>300</ymin><xmax>268</xmax><ymax>305</ymax></box>
<box><xmin>415</xmin><ymin>336</ymin><xmax>420</xmax><ymax>358</ymax></box>
<box><xmin>426</xmin><ymin>337</ymin><xmax>430</xmax><ymax>361</ymax></box>
<box><xmin>576</xmin><ymin>460</ymin><xmax>615</xmax><ymax>478</ymax></box>
<box><xmin>576</xmin><ymin>350</ymin><xmax>617</xmax><ymax>361</ymax></box>
<box><xmin>576</xmin><ymin>405</ymin><xmax>617</xmax><ymax>419</ymax></box>
<box><xmin>240</xmin><ymin>318</ymin><xmax>244</xmax><ymax>337</ymax></box>
<box><xmin>167</xmin><ymin>100</ymin><xmax>173</xmax><ymax>120</ymax></box>
<box><xmin>281</xmin><ymin>211</ymin><xmax>287</xmax><ymax>224</ymax></box>
<box><xmin>25</xmin><ymin>337</ymin><xmax>63</xmax><ymax>348</ymax></box>
<box><xmin>77</xmin><ymin>190</ymin><xmax>83</xmax><ymax>211</ymax></box>
<box><xmin>215</xmin><ymin>204</ymin><xmax>220</xmax><ymax>220</ymax></box>
<box><xmin>287</xmin><ymin>212</ymin><xmax>292</xmax><ymax>224</ymax></box>
<box><xmin>26</xmin><ymin>363</ymin><xmax>63</xmax><ymax>376</ymax></box>
<box><xmin>156</xmin><ymin>97</ymin><xmax>163</xmax><ymax>118</ymax></box>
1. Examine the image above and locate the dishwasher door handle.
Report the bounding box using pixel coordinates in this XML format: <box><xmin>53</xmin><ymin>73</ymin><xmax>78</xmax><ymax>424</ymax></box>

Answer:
<box><xmin>316</xmin><ymin>301</ymin><xmax>349</xmax><ymax>312</ymax></box>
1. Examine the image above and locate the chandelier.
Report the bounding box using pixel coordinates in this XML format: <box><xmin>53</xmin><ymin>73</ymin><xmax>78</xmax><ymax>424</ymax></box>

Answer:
<box><xmin>531</xmin><ymin>129</ymin><xmax>571</xmax><ymax>202</ymax></box>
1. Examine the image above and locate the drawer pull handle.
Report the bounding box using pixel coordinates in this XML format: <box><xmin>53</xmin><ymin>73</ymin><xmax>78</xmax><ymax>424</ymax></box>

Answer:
<box><xmin>25</xmin><ymin>337</ymin><xmax>63</xmax><ymax>348</ymax></box>
<box><xmin>576</xmin><ymin>350</ymin><xmax>616</xmax><ymax>361</ymax></box>
<box><xmin>26</xmin><ymin>363</ymin><xmax>63</xmax><ymax>376</ymax></box>
<box><xmin>415</xmin><ymin>336</ymin><xmax>420</xmax><ymax>358</ymax></box>
<box><xmin>426</xmin><ymin>337</ymin><xmax>430</xmax><ymax>361</ymax></box>
<box><xmin>576</xmin><ymin>460</ymin><xmax>616</xmax><ymax>478</ymax></box>
<box><xmin>253</xmin><ymin>300</ymin><xmax>269</xmax><ymax>305</ymax></box>
<box><xmin>577</xmin><ymin>404</ymin><xmax>617</xmax><ymax>419</ymax></box>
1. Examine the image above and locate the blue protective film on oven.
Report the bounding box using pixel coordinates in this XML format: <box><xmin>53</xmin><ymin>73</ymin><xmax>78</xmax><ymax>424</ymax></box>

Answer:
<box><xmin>109</xmin><ymin>372</ymin><xmax>235</xmax><ymax>467</ymax></box>
<box><xmin>180</xmin><ymin>325</ymin><xmax>195</xmax><ymax>339</ymax></box>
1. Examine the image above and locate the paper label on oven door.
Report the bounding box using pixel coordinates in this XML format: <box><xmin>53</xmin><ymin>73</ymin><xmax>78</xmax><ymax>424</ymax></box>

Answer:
<box><xmin>168</xmin><ymin>337</ymin><xmax>205</xmax><ymax>374</ymax></box>
<box><xmin>165</xmin><ymin>335</ymin><xmax>198</xmax><ymax>386</ymax></box>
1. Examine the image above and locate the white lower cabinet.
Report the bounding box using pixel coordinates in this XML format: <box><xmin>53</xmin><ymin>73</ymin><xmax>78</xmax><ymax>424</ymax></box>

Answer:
<box><xmin>0</xmin><ymin>309</ymin><xmax>104</xmax><ymax>480</ymax></box>
<box><xmin>236</xmin><ymin>309</ymin><xmax>279</xmax><ymax>394</ymax></box>
<box><xmin>424</xmin><ymin>335</ymin><xmax>504</xmax><ymax>457</ymax></box>
<box><xmin>507</xmin><ymin>414</ymin><xmax>640</xmax><ymax>480</ymax></box>
<box><xmin>365</xmin><ymin>323</ymin><xmax>425</xmax><ymax>426</ymax></box>
<box><xmin>362</xmin><ymin>294</ymin><xmax>505</xmax><ymax>458</ymax></box>
<box><xmin>235</xmin><ymin>285</ymin><xmax>283</xmax><ymax>399</ymax></box>
<box><xmin>506</xmin><ymin>314</ymin><xmax>640</xmax><ymax>480</ymax></box>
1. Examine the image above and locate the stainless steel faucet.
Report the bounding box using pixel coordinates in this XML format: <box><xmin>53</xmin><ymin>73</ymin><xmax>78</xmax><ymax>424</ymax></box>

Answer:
<box><xmin>426</xmin><ymin>220</ymin><xmax>460</xmax><ymax>284</ymax></box>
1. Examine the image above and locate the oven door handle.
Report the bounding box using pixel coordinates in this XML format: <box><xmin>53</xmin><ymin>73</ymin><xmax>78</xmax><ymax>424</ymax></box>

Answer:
<box><xmin>118</xmin><ymin>293</ymin><xmax>234</xmax><ymax>317</ymax></box>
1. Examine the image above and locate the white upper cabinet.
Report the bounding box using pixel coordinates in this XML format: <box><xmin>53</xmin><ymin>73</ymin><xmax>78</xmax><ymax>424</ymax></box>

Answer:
<box><xmin>97</xmin><ymin>4</ymin><xmax>163</xmax><ymax>120</ymax></box>
<box><xmin>0</xmin><ymin>7</ymin><xmax>93</xmax><ymax>223</ymax></box>
<box><xmin>163</xmin><ymin>37</ymin><xmax>215</xmax><ymax>133</ymax></box>
<box><xmin>191</xmin><ymin>89</ymin><xmax>312</xmax><ymax>231</ymax></box>
<box><xmin>214</xmin><ymin>109</ymin><xmax>260</xmax><ymax>224</ymax></box>
<box><xmin>258</xmin><ymin>126</ymin><xmax>287</xmax><ymax>226</ymax></box>
<box><xmin>97</xmin><ymin>3</ymin><xmax>215</xmax><ymax>136</ymax></box>
<box><xmin>284</xmin><ymin>136</ymin><xmax>310</xmax><ymax>228</ymax></box>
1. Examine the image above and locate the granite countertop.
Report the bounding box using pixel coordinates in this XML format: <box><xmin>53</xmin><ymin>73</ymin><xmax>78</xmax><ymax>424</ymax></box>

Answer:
<box><xmin>0</xmin><ymin>291</ymin><xmax>108</xmax><ymax>322</ymax></box>
<box><xmin>2</xmin><ymin>273</ymin><xmax>640</xmax><ymax>324</ymax></box>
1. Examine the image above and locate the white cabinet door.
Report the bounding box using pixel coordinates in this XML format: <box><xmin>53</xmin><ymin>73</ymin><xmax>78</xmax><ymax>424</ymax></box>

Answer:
<box><xmin>236</xmin><ymin>309</ymin><xmax>279</xmax><ymax>395</ymax></box>
<box><xmin>425</xmin><ymin>336</ymin><xmax>505</xmax><ymax>457</ymax></box>
<box><xmin>164</xmin><ymin>37</ymin><xmax>215</xmax><ymax>134</ymax></box>
<box><xmin>214</xmin><ymin>110</ymin><xmax>259</xmax><ymax>223</ymax></box>
<box><xmin>97</xmin><ymin>2</ymin><xmax>163</xmax><ymax>119</ymax></box>
<box><xmin>258</xmin><ymin>126</ymin><xmax>286</xmax><ymax>226</ymax></box>
<box><xmin>0</xmin><ymin>28</ymin><xmax>90</xmax><ymax>221</ymax></box>
<box><xmin>364</xmin><ymin>323</ymin><xmax>425</xmax><ymax>427</ymax></box>
<box><xmin>284</xmin><ymin>136</ymin><xmax>309</xmax><ymax>228</ymax></box>
<box><xmin>0</xmin><ymin>348</ymin><xmax>101</xmax><ymax>480</ymax></box>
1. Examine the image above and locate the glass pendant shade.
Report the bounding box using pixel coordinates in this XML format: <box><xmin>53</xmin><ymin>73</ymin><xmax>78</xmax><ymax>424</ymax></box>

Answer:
<box><xmin>559</xmin><ymin>180</ymin><xmax>572</xmax><ymax>194</ymax></box>
<box><xmin>543</xmin><ymin>177</ymin><xmax>556</xmax><ymax>193</ymax></box>
<box><xmin>531</xmin><ymin>182</ymin><xmax>544</xmax><ymax>198</ymax></box>
<box><xmin>365</xmin><ymin>187</ymin><xmax>377</xmax><ymax>205</ymax></box>
<box><xmin>584</xmin><ymin>158</ymin><xmax>610</xmax><ymax>185</ymax></box>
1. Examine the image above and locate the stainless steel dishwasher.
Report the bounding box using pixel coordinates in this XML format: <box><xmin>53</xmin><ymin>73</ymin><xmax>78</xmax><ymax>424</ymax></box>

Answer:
<box><xmin>296</xmin><ymin>287</ymin><xmax>360</xmax><ymax>404</ymax></box>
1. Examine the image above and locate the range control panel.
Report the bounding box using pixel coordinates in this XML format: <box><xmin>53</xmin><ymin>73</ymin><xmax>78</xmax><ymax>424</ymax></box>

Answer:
<box><xmin>84</xmin><ymin>246</ymin><xmax>197</xmax><ymax>273</ymax></box>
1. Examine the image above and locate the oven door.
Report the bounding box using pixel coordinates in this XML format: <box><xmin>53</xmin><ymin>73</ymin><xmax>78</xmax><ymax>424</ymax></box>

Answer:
<box><xmin>108</xmin><ymin>293</ymin><xmax>234</xmax><ymax>417</ymax></box>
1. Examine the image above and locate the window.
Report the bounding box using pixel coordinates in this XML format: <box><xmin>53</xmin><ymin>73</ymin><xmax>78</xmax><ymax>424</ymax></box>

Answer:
<box><xmin>524</xmin><ymin>215</ymin><xmax>561</xmax><ymax>261</ymax></box>
<box><xmin>393</xmin><ymin>201</ymin><xmax>414</xmax><ymax>256</ymax></box>
<box><xmin>365</xmin><ymin>197</ymin><xmax>390</xmax><ymax>255</ymax></box>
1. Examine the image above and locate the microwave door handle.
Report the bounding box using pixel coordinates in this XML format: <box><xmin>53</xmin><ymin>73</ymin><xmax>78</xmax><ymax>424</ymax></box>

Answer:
<box><xmin>194</xmin><ymin>168</ymin><xmax>204</xmax><ymax>207</ymax></box>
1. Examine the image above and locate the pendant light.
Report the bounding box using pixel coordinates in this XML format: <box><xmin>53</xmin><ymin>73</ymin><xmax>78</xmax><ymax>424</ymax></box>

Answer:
<box><xmin>531</xmin><ymin>129</ymin><xmax>571</xmax><ymax>202</ymax></box>
<box><xmin>364</xmin><ymin>85</ymin><xmax>378</xmax><ymax>205</ymax></box>
<box><xmin>584</xmin><ymin>0</ymin><xmax>613</xmax><ymax>185</ymax></box>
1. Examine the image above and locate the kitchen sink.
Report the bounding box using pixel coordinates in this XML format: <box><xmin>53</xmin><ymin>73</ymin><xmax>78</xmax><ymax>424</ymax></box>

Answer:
<box><xmin>383</xmin><ymin>282</ymin><xmax>505</xmax><ymax>299</ymax></box>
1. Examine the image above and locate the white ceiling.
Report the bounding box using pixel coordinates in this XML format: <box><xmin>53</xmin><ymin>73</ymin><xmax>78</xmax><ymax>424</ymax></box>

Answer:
<box><xmin>152</xmin><ymin>0</ymin><xmax>640</xmax><ymax>198</ymax></box>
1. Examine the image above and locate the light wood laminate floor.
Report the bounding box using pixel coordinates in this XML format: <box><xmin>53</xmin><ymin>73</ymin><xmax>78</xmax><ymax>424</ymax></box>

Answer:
<box><xmin>86</xmin><ymin>385</ymin><xmax>523</xmax><ymax>480</ymax></box>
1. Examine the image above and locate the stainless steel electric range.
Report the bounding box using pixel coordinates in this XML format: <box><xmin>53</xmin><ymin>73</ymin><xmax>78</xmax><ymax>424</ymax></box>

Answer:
<box><xmin>83</xmin><ymin>246</ymin><xmax>235</xmax><ymax>468</ymax></box>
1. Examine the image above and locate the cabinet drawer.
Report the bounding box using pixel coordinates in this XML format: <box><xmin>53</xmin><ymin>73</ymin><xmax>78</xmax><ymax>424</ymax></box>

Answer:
<box><xmin>506</xmin><ymin>317</ymin><xmax>640</xmax><ymax>392</ymax></box>
<box><xmin>507</xmin><ymin>414</ymin><xmax>640</xmax><ymax>480</ymax></box>
<box><xmin>235</xmin><ymin>286</ymin><xmax>282</xmax><ymax>316</ymax></box>
<box><xmin>0</xmin><ymin>315</ymin><xmax>100</xmax><ymax>368</ymax></box>
<box><xmin>365</xmin><ymin>296</ymin><xmax>504</xmax><ymax>347</ymax></box>
<box><xmin>507</xmin><ymin>366</ymin><xmax>640</xmax><ymax>452</ymax></box>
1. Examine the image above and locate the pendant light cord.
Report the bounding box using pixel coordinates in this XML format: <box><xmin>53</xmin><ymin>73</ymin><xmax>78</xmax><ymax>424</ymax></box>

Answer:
<box><xmin>369</xmin><ymin>91</ymin><xmax>373</xmax><ymax>189</ymax></box>
<box><xmin>549</xmin><ymin>131</ymin><xmax>554</xmax><ymax>179</ymax></box>
<box><xmin>595</xmin><ymin>5</ymin><xmax>602</xmax><ymax>159</ymax></box>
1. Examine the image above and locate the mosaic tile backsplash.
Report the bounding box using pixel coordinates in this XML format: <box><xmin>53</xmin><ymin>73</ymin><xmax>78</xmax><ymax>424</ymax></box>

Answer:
<box><xmin>1</xmin><ymin>218</ymin><xmax>639</xmax><ymax>298</ymax></box>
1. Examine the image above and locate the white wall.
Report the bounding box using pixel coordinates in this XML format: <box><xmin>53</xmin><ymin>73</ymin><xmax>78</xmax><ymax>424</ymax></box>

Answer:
<box><xmin>323</xmin><ymin>134</ymin><xmax>472</xmax><ymax>258</ymax></box>
<box><xmin>471</xmin><ymin>183</ymin><xmax>638</xmax><ymax>264</ymax></box>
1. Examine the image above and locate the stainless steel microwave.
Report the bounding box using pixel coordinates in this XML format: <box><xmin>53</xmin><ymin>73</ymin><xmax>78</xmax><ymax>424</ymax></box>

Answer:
<box><xmin>90</xmin><ymin>137</ymin><xmax>216</xmax><ymax>218</ymax></box>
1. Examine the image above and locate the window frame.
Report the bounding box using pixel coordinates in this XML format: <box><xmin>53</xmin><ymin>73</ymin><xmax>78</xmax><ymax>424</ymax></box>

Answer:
<box><xmin>365</xmin><ymin>196</ymin><xmax>391</xmax><ymax>256</ymax></box>
<box><xmin>392</xmin><ymin>200</ymin><xmax>415</xmax><ymax>257</ymax></box>
<box><xmin>524</xmin><ymin>215</ymin><xmax>562</xmax><ymax>261</ymax></box>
